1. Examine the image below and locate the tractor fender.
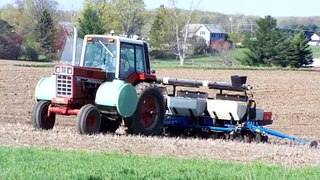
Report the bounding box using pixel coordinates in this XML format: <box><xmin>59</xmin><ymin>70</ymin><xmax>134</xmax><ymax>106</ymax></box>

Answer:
<box><xmin>95</xmin><ymin>79</ymin><xmax>138</xmax><ymax>118</ymax></box>
<box><xmin>35</xmin><ymin>75</ymin><xmax>56</xmax><ymax>102</ymax></box>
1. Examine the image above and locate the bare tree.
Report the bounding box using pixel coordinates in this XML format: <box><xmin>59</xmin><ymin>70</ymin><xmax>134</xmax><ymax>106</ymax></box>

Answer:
<box><xmin>169</xmin><ymin>0</ymin><xmax>201</xmax><ymax>65</ymax></box>
<box><xmin>211</xmin><ymin>41</ymin><xmax>234</xmax><ymax>67</ymax></box>
<box><xmin>27</xmin><ymin>0</ymin><xmax>58</xmax><ymax>20</ymax></box>
<box><xmin>15</xmin><ymin>0</ymin><xmax>25</xmax><ymax>13</ymax></box>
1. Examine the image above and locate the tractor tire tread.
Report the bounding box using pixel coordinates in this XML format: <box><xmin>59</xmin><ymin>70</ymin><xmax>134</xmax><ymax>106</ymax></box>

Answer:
<box><xmin>125</xmin><ymin>82</ymin><xmax>165</xmax><ymax>136</ymax></box>
<box><xmin>32</xmin><ymin>101</ymin><xmax>55</xmax><ymax>130</ymax></box>
<box><xmin>77</xmin><ymin>104</ymin><xmax>101</xmax><ymax>134</ymax></box>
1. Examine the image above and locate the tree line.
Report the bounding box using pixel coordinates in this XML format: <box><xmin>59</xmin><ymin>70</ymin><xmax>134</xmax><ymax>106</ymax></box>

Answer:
<box><xmin>0</xmin><ymin>0</ymin><xmax>57</xmax><ymax>61</ymax></box>
<box><xmin>0</xmin><ymin>0</ymin><xmax>317</xmax><ymax>67</ymax></box>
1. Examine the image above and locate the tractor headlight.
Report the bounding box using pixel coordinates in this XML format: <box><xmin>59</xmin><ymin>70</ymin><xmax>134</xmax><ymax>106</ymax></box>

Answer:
<box><xmin>55</xmin><ymin>66</ymin><xmax>61</xmax><ymax>74</ymax></box>
<box><xmin>55</xmin><ymin>66</ymin><xmax>73</xmax><ymax>75</ymax></box>
<box><xmin>67</xmin><ymin>67</ymin><xmax>73</xmax><ymax>75</ymax></box>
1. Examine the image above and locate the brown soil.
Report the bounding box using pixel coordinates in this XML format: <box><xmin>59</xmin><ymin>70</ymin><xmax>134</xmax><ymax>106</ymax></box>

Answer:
<box><xmin>0</xmin><ymin>59</ymin><xmax>320</xmax><ymax>167</ymax></box>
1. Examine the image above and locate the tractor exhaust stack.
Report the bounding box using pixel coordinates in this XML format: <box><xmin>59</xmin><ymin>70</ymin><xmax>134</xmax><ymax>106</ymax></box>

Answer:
<box><xmin>72</xmin><ymin>25</ymin><xmax>78</xmax><ymax>66</ymax></box>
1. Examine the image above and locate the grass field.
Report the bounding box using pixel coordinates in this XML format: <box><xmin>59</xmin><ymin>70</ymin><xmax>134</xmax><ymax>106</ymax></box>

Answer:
<box><xmin>151</xmin><ymin>48</ymin><xmax>246</xmax><ymax>68</ymax></box>
<box><xmin>311</xmin><ymin>46</ymin><xmax>320</xmax><ymax>58</ymax></box>
<box><xmin>0</xmin><ymin>147</ymin><xmax>320</xmax><ymax>180</ymax></box>
<box><xmin>14</xmin><ymin>63</ymin><xmax>55</xmax><ymax>68</ymax></box>
<box><xmin>151</xmin><ymin>46</ymin><xmax>320</xmax><ymax>68</ymax></box>
<box><xmin>10</xmin><ymin>46</ymin><xmax>320</xmax><ymax>69</ymax></box>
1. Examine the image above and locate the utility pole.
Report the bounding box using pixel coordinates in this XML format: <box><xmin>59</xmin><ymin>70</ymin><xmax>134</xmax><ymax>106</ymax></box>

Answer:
<box><xmin>229</xmin><ymin>16</ymin><xmax>233</xmax><ymax>33</ymax></box>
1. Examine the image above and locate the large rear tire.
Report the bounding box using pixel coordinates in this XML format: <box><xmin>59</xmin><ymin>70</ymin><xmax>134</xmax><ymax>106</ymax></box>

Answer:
<box><xmin>32</xmin><ymin>101</ymin><xmax>56</xmax><ymax>130</ymax></box>
<box><xmin>77</xmin><ymin>104</ymin><xmax>101</xmax><ymax>134</ymax></box>
<box><xmin>126</xmin><ymin>83</ymin><xmax>165</xmax><ymax>136</ymax></box>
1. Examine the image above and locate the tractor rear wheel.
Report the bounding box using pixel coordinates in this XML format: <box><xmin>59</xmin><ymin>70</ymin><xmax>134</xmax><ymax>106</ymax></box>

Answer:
<box><xmin>32</xmin><ymin>101</ymin><xmax>56</xmax><ymax>130</ymax></box>
<box><xmin>77</xmin><ymin>104</ymin><xmax>101</xmax><ymax>134</ymax></box>
<box><xmin>126</xmin><ymin>83</ymin><xmax>165</xmax><ymax>136</ymax></box>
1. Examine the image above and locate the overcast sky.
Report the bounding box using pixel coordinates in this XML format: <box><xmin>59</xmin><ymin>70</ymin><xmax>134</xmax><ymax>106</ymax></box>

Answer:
<box><xmin>0</xmin><ymin>0</ymin><xmax>319</xmax><ymax>17</ymax></box>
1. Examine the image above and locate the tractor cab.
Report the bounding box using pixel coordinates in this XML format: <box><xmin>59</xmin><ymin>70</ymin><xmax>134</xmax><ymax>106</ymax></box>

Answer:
<box><xmin>81</xmin><ymin>35</ymin><xmax>154</xmax><ymax>83</ymax></box>
<box><xmin>58</xmin><ymin>34</ymin><xmax>154</xmax><ymax>83</ymax></box>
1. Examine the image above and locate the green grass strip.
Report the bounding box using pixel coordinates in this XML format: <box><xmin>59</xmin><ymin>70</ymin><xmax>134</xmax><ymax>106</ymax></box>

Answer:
<box><xmin>151</xmin><ymin>63</ymin><xmax>320</xmax><ymax>72</ymax></box>
<box><xmin>0</xmin><ymin>147</ymin><xmax>319</xmax><ymax>179</ymax></box>
<box><xmin>13</xmin><ymin>62</ymin><xmax>320</xmax><ymax>72</ymax></box>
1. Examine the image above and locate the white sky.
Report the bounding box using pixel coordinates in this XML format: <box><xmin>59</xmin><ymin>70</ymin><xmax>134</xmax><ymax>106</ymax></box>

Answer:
<box><xmin>0</xmin><ymin>0</ymin><xmax>319</xmax><ymax>17</ymax></box>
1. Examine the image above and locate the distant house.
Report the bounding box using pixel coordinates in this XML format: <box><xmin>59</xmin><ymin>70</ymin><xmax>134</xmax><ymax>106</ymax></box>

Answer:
<box><xmin>308</xmin><ymin>33</ymin><xmax>320</xmax><ymax>46</ymax></box>
<box><xmin>186</xmin><ymin>24</ymin><xmax>226</xmax><ymax>45</ymax></box>
<box><xmin>308</xmin><ymin>58</ymin><xmax>320</xmax><ymax>69</ymax></box>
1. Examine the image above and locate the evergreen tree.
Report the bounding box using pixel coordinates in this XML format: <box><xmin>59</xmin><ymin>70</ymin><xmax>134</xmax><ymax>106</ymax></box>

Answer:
<box><xmin>241</xmin><ymin>15</ymin><xmax>310</xmax><ymax>67</ymax></box>
<box><xmin>273</xmin><ymin>39</ymin><xmax>297</xmax><ymax>67</ymax></box>
<box><xmin>36</xmin><ymin>9</ymin><xmax>56</xmax><ymax>55</ymax></box>
<box><xmin>291</xmin><ymin>31</ymin><xmax>313</xmax><ymax>67</ymax></box>
<box><xmin>78</xmin><ymin>7</ymin><xmax>106</xmax><ymax>38</ymax></box>
<box><xmin>243</xmin><ymin>16</ymin><xmax>283</xmax><ymax>66</ymax></box>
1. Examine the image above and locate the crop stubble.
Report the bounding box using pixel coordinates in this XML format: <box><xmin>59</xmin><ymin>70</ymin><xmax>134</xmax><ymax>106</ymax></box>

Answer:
<box><xmin>0</xmin><ymin>60</ymin><xmax>320</xmax><ymax>167</ymax></box>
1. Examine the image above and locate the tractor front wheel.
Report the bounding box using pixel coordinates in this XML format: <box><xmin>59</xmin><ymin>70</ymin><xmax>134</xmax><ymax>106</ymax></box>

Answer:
<box><xmin>32</xmin><ymin>101</ymin><xmax>56</xmax><ymax>130</ymax></box>
<box><xmin>77</xmin><ymin>104</ymin><xmax>101</xmax><ymax>134</ymax></box>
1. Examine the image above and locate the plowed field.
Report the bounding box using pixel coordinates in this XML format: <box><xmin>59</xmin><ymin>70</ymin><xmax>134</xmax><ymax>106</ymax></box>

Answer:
<box><xmin>1</xmin><ymin>60</ymin><xmax>320</xmax><ymax>167</ymax></box>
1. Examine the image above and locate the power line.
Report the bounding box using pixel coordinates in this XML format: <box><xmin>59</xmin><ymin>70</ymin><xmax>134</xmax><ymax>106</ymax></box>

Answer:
<box><xmin>277</xmin><ymin>27</ymin><xmax>320</xmax><ymax>32</ymax></box>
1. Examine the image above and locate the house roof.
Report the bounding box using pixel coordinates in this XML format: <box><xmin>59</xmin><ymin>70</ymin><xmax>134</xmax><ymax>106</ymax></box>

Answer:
<box><xmin>203</xmin><ymin>24</ymin><xmax>225</xmax><ymax>34</ymax></box>
<box><xmin>186</xmin><ymin>24</ymin><xmax>225</xmax><ymax>34</ymax></box>
<box><xmin>186</xmin><ymin>24</ymin><xmax>202</xmax><ymax>33</ymax></box>
<box><xmin>311</xmin><ymin>33</ymin><xmax>320</xmax><ymax>41</ymax></box>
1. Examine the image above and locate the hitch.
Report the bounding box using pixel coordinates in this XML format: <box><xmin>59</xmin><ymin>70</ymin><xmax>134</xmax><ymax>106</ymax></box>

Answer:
<box><xmin>246</xmin><ymin>121</ymin><xmax>318</xmax><ymax>148</ymax></box>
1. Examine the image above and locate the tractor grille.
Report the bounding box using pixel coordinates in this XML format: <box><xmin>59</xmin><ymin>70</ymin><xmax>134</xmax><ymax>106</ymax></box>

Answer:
<box><xmin>57</xmin><ymin>75</ymin><xmax>72</xmax><ymax>96</ymax></box>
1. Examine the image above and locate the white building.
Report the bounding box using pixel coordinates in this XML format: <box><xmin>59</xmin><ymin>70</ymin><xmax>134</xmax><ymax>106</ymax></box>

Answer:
<box><xmin>308</xmin><ymin>34</ymin><xmax>320</xmax><ymax>46</ymax></box>
<box><xmin>186</xmin><ymin>24</ymin><xmax>226</xmax><ymax>45</ymax></box>
<box><xmin>309</xmin><ymin>58</ymin><xmax>320</xmax><ymax>68</ymax></box>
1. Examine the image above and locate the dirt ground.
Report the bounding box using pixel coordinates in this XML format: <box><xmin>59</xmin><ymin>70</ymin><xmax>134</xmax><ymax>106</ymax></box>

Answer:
<box><xmin>1</xmin><ymin>59</ymin><xmax>320</xmax><ymax>167</ymax></box>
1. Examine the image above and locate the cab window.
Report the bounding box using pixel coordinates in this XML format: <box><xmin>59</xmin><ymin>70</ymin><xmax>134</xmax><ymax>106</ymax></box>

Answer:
<box><xmin>119</xmin><ymin>43</ymin><xmax>146</xmax><ymax>78</ymax></box>
<box><xmin>135</xmin><ymin>46</ymin><xmax>145</xmax><ymax>73</ymax></box>
<box><xmin>83</xmin><ymin>37</ymin><xmax>117</xmax><ymax>73</ymax></box>
<box><xmin>120</xmin><ymin>44</ymin><xmax>135</xmax><ymax>78</ymax></box>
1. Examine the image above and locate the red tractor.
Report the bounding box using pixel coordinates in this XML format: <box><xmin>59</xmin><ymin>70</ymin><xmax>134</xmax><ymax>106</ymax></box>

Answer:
<box><xmin>33</xmin><ymin>29</ymin><xmax>165</xmax><ymax>135</ymax></box>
